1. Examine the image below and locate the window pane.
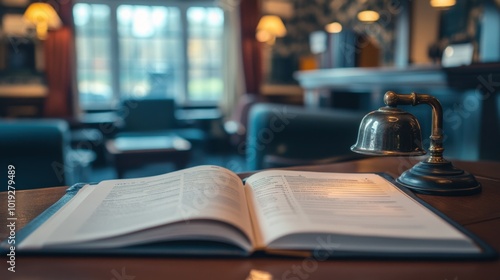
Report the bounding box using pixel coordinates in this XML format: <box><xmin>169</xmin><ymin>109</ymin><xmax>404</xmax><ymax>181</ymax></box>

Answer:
<box><xmin>187</xmin><ymin>7</ymin><xmax>224</xmax><ymax>101</ymax></box>
<box><xmin>74</xmin><ymin>2</ymin><xmax>226</xmax><ymax>108</ymax></box>
<box><xmin>73</xmin><ymin>3</ymin><xmax>113</xmax><ymax>108</ymax></box>
<box><xmin>117</xmin><ymin>5</ymin><xmax>182</xmax><ymax>99</ymax></box>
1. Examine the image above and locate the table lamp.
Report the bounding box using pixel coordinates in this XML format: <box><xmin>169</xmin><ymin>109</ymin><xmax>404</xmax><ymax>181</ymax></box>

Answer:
<box><xmin>351</xmin><ymin>91</ymin><xmax>481</xmax><ymax>195</ymax></box>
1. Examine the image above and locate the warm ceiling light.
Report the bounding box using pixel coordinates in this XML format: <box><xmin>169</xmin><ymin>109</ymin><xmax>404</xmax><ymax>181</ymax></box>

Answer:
<box><xmin>357</xmin><ymin>10</ymin><xmax>380</xmax><ymax>22</ymax></box>
<box><xmin>325</xmin><ymin>22</ymin><xmax>342</xmax><ymax>33</ymax></box>
<box><xmin>23</xmin><ymin>3</ymin><xmax>62</xmax><ymax>40</ymax></box>
<box><xmin>256</xmin><ymin>15</ymin><xmax>287</xmax><ymax>44</ymax></box>
<box><xmin>430</xmin><ymin>0</ymin><xmax>456</xmax><ymax>9</ymax></box>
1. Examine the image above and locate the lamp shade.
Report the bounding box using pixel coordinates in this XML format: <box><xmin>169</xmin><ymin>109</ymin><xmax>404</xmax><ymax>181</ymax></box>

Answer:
<box><xmin>351</xmin><ymin>107</ymin><xmax>426</xmax><ymax>156</ymax></box>
<box><xmin>256</xmin><ymin>15</ymin><xmax>287</xmax><ymax>37</ymax></box>
<box><xmin>23</xmin><ymin>3</ymin><xmax>62</xmax><ymax>40</ymax></box>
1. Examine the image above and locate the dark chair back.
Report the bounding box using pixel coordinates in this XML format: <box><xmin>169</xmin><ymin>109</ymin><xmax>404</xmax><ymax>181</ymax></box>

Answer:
<box><xmin>116</xmin><ymin>98</ymin><xmax>207</xmax><ymax>145</ymax></box>
<box><xmin>246</xmin><ymin>104</ymin><xmax>367</xmax><ymax>170</ymax></box>
<box><xmin>120</xmin><ymin>98</ymin><xmax>177</xmax><ymax>132</ymax></box>
<box><xmin>0</xmin><ymin>119</ymin><xmax>69</xmax><ymax>189</ymax></box>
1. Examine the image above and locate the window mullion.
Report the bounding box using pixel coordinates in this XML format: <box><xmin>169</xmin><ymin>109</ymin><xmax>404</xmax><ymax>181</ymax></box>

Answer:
<box><xmin>180</xmin><ymin>4</ymin><xmax>189</xmax><ymax>106</ymax></box>
<box><xmin>109</xmin><ymin>2</ymin><xmax>121</xmax><ymax>108</ymax></box>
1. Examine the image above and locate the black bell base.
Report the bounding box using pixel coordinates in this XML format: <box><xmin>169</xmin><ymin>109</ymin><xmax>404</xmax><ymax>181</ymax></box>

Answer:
<box><xmin>396</xmin><ymin>161</ymin><xmax>481</xmax><ymax>196</ymax></box>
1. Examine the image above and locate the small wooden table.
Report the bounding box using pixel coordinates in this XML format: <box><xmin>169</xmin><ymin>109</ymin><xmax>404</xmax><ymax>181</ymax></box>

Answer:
<box><xmin>106</xmin><ymin>135</ymin><xmax>191</xmax><ymax>178</ymax></box>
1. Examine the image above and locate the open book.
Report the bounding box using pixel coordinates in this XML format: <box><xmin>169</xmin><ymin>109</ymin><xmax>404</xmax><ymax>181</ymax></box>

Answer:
<box><xmin>9</xmin><ymin>166</ymin><xmax>494</xmax><ymax>258</ymax></box>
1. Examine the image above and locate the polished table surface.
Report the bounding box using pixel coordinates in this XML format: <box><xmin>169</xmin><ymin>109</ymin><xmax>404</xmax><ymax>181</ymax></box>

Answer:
<box><xmin>1</xmin><ymin>157</ymin><xmax>500</xmax><ymax>280</ymax></box>
<box><xmin>106</xmin><ymin>135</ymin><xmax>192</xmax><ymax>178</ymax></box>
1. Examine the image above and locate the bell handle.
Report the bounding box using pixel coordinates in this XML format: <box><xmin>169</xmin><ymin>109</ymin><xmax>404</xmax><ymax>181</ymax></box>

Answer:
<box><xmin>384</xmin><ymin>91</ymin><xmax>445</xmax><ymax>163</ymax></box>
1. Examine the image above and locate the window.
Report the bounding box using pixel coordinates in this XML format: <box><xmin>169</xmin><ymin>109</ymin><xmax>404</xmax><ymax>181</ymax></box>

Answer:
<box><xmin>187</xmin><ymin>7</ymin><xmax>224</xmax><ymax>102</ymax></box>
<box><xmin>73</xmin><ymin>1</ymin><xmax>225</xmax><ymax>110</ymax></box>
<box><xmin>73</xmin><ymin>3</ymin><xmax>113</xmax><ymax>107</ymax></box>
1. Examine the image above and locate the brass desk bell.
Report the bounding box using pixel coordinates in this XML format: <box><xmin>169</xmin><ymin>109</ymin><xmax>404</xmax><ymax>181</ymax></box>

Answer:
<box><xmin>351</xmin><ymin>91</ymin><xmax>481</xmax><ymax>195</ymax></box>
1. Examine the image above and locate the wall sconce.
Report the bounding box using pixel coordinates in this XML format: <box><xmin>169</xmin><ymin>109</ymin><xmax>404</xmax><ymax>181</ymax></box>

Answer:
<box><xmin>256</xmin><ymin>15</ymin><xmax>287</xmax><ymax>45</ymax></box>
<box><xmin>357</xmin><ymin>10</ymin><xmax>380</xmax><ymax>23</ymax></box>
<box><xmin>430</xmin><ymin>0</ymin><xmax>456</xmax><ymax>9</ymax></box>
<box><xmin>351</xmin><ymin>91</ymin><xmax>481</xmax><ymax>196</ymax></box>
<box><xmin>23</xmin><ymin>3</ymin><xmax>62</xmax><ymax>40</ymax></box>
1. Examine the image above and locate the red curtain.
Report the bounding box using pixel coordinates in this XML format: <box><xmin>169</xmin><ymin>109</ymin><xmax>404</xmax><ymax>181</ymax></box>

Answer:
<box><xmin>240</xmin><ymin>0</ymin><xmax>262</xmax><ymax>95</ymax></box>
<box><xmin>43</xmin><ymin>27</ymin><xmax>73</xmax><ymax>118</ymax></box>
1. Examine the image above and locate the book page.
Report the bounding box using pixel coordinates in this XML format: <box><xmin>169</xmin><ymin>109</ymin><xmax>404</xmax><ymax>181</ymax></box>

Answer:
<box><xmin>20</xmin><ymin>165</ymin><xmax>254</xmax><ymax>248</ymax></box>
<box><xmin>245</xmin><ymin>170</ymin><xmax>473</xmax><ymax>248</ymax></box>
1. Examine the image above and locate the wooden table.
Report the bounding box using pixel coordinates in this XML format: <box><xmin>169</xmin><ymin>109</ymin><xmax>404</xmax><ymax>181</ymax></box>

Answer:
<box><xmin>1</xmin><ymin>157</ymin><xmax>500</xmax><ymax>279</ymax></box>
<box><xmin>106</xmin><ymin>135</ymin><xmax>191</xmax><ymax>178</ymax></box>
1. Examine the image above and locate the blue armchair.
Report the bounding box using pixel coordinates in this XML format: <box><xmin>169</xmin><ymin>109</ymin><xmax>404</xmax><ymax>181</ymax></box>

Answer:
<box><xmin>0</xmin><ymin>119</ymin><xmax>95</xmax><ymax>189</ymax></box>
<box><xmin>246</xmin><ymin>103</ymin><xmax>369</xmax><ymax>170</ymax></box>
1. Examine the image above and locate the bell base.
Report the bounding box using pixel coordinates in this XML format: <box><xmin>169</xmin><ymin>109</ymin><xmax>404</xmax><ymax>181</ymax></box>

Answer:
<box><xmin>396</xmin><ymin>161</ymin><xmax>481</xmax><ymax>196</ymax></box>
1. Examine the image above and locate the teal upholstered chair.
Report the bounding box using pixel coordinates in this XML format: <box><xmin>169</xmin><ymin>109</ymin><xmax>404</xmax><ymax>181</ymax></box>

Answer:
<box><xmin>246</xmin><ymin>103</ymin><xmax>369</xmax><ymax>170</ymax></box>
<box><xmin>0</xmin><ymin>119</ymin><xmax>95</xmax><ymax>189</ymax></box>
